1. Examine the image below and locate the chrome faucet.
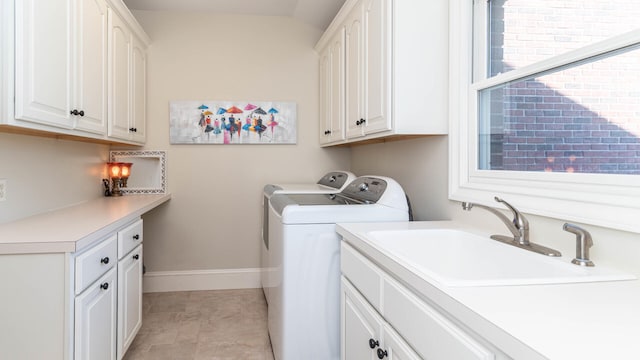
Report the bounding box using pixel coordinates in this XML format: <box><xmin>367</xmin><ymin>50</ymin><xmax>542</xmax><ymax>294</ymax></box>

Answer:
<box><xmin>461</xmin><ymin>197</ymin><xmax>561</xmax><ymax>257</ymax></box>
<box><xmin>563</xmin><ymin>223</ymin><xmax>595</xmax><ymax>267</ymax></box>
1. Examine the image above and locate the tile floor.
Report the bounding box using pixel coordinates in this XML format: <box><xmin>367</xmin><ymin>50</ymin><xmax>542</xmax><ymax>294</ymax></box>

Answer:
<box><xmin>122</xmin><ymin>289</ymin><xmax>274</xmax><ymax>360</ymax></box>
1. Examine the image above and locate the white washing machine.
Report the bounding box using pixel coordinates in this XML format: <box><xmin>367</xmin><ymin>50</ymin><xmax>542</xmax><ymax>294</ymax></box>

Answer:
<box><xmin>261</xmin><ymin>171</ymin><xmax>356</xmax><ymax>304</ymax></box>
<box><xmin>267</xmin><ymin>176</ymin><xmax>409</xmax><ymax>360</ymax></box>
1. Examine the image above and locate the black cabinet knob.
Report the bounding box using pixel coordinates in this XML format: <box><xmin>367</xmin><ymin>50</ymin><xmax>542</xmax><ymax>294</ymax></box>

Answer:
<box><xmin>133</xmin><ymin>254</ymin><xmax>140</xmax><ymax>260</ymax></box>
<box><xmin>133</xmin><ymin>234</ymin><xmax>140</xmax><ymax>240</ymax></box>
<box><xmin>356</xmin><ymin>118</ymin><xmax>366</xmax><ymax>125</ymax></box>
<box><xmin>70</xmin><ymin>109</ymin><xmax>85</xmax><ymax>116</ymax></box>
<box><xmin>377</xmin><ymin>348</ymin><xmax>388</xmax><ymax>359</ymax></box>
<box><xmin>369</xmin><ymin>338</ymin><xmax>379</xmax><ymax>349</ymax></box>
<box><xmin>100</xmin><ymin>282</ymin><xmax>109</xmax><ymax>290</ymax></box>
<box><xmin>129</xmin><ymin>127</ymin><xmax>138</xmax><ymax>132</ymax></box>
<box><xmin>100</xmin><ymin>257</ymin><xmax>110</xmax><ymax>265</ymax></box>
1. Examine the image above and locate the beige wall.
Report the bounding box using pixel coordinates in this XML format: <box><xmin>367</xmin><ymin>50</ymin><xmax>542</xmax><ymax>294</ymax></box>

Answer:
<box><xmin>0</xmin><ymin>132</ymin><xmax>108</xmax><ymax>223</ymax></box>
<box><xmin>351</xmin><ymin>138</ymin><xmax>640</xmax><ymax>277</ymax></box>
<box><xmin>131</xmin><ymin>11</ymin><xmax>350</xmax><ymax>271</ymax></box>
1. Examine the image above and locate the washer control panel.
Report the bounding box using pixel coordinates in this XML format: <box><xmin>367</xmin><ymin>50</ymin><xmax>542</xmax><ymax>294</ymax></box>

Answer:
<box><xmin>341</xmin><ymin>177</ymin><xmax>388</xmax><ymax>203</ymax></box>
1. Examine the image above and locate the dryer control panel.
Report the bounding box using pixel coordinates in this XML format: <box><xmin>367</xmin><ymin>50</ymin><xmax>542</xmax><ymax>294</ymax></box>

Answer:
<box><xmin>317</xmin><ymin>171</ymin><xmax>352</xmax><ymax>189</ymax></box>
<box><xmin>341</xmin><ymin>177</ymin><xmax>388</xmax><ymax>204</ymax></box>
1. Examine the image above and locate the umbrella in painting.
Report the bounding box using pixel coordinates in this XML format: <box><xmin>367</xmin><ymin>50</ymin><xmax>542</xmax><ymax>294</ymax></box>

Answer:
<box><xmin>267</xmin><ymin>107</ymin><xmax>279</xmax><ymax>138</ymax></box>
<box><xmin>226</xmin><ymin>106</ymin><xmax>243</xmax><ymax>114</ymax></box>
<box><xmin>244</xmin><ymin>103</ymin><xmax>257</xmax><ymax>111</ymax></box>
<box><xmin>226</xmin><ymin>106</ymin><xmax>243</xmax><ymax>140</ymax></box>
<box><xmin>251</xmin><ymin>107</ymin><xmax>267</xmax><ymax>139</ymax></box>
<box><xmin>197</xmin><ymin>105</ymin><xmax>209</xmax><ymax>127</ymax></box>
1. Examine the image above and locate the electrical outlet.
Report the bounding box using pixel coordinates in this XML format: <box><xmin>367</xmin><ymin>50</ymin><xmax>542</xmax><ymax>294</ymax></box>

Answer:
<box><xmin>0</xmin><ymin>179</ymin><xmax>6</xmax><ymax>201</ymax></box>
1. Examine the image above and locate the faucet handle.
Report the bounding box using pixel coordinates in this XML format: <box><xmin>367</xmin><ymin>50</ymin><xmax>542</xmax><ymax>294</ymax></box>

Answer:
<box><xmin>563</xmin><ymin>223</ymin><xmax>595</xmax><ymax>267</ymax></box>
<box><xmin>494</xmin><ymin>197</ymin><xmax>529</xmax><ymax>230</ymax></box>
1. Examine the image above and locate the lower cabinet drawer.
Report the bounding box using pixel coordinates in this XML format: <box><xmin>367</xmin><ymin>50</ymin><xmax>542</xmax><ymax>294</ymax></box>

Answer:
<box><xmin>75</xmin><ymin>235</ymin><xmax>117</xmax><ymax>294</ymax></box>
<box><xmin>383</xmin><ymin>276</ymin><xmax>495</xmax><ymax>360</ymax></box>
<box><xmin>341</xmin><ymin>242</ymin><xmax>383</xmax><ymax>310</ymax></box>
<box><xmin>118</xmin><ymin>219</ymin><xmax>143</xmax><ymax>259</ymax></box>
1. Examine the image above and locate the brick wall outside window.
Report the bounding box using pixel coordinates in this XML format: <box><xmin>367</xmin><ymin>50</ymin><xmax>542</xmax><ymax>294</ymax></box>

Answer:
<box><xmin>486</xmin><ymin>0</ymin><xmax>640</xmax><ymax>174</ymax></box>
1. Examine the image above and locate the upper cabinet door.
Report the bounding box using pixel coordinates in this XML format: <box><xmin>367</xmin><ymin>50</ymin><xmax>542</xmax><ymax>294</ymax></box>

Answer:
<box><xmin>130</xmin><ymin>35</ymin><xmax>147</xmax><ymax>143</ymax></box>
<box><xmin>75</xmin><ymin>0</ymin><xmax>109</xmax><ymax>134</ymax></box>
<box><xmin>344</xmin><ymin>1</ymin><xmax>364</xmax><ymax>139</ymax></box>
<box><xmin>108</xmin><ymin>8</ymin><xmax>132</xmax><ymax>140</ymax></box>
<box><xmin>362</xmin><ymin>0</ymin><xmax>391</xmax><ymax>135</ymax></box>
<box><xmin>319</xmin><ymin>27</ymin><xmax>346</xmax><ymax>145</ymax></box>
<box><xmin>15</xmin><ymin>0</ymin><xmax>74</xmax><ymax>128</ymax></box>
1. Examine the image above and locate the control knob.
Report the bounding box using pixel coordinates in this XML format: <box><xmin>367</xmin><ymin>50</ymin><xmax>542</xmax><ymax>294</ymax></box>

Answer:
<box><xmin>358</xmin><ymin>182</ymin><xmax>369</xmax><ymax>192</ymax></box>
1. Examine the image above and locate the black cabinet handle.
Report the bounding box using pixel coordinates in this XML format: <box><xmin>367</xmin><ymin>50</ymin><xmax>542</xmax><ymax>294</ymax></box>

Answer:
<box><xmin>70</xmin><ymin>109</ymin><xmax>84</xmax><ymax>116</ymax></box>
<box><xmin>129</xmin><ymin>127</ymin><xmax>138</xmax><ymax>132</ymax></box>
<box><xmin>377</xmin><ymin>348</ymin><xmax>388</xmax><ymax>359</ymax></box>
<box><xmin>369</xmin><ymin>338</ymin><xmax>379</xmax><ymax>349</ymax></box>
<box><xmin>356</xmin><ymin>118</ymin><xmax>366</xmax><ymax>125</ymax></box>
<box><xmin>133</xmin><ymin>254</ymin><xmax>140</xmax><ymax>260</ymax></box>
<box><xmin>133</xmin><ymin>234</ymin><xmax>140</xmax><ymax>240</ymax></box>
<box><xmin>100</xmin><ymin>257</ymin><xmax>110</xmax><ymax>265</ymax></box>
<box><xmin>100</xmin><ymin>282</ymin><xmax>109</xmax><ymax>290</ymax></box>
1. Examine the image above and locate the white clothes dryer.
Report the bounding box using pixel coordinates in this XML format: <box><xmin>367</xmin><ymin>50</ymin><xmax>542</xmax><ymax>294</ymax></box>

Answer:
<box><xmin>261</xmin><ymin>171</ymin><xmax>356</xmax><ymax>304</ymax></box>
<box><xmin>267</xmin><ymin>176</ymin><xmax>409</xmax><ymax>360</ymax></box>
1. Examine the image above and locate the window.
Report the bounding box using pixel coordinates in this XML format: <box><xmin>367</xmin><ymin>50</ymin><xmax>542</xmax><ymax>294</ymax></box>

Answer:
<box><xmin>449</xmin><ymin>0</ymin><xmax>640</xmax><ymax>232</ymax></box>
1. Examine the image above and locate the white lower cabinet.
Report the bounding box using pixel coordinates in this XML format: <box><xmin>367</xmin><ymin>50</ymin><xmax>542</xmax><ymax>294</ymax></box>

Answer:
<box><xmin>117</xmin><ymin>244</ymin><xmax>143</xmax><ymax>359</ymax></box>
<box><xmin>342</xmin><ymin>277</ymin><xmax>420</xmax><ymax>360</ymax></box>
<box><xmin>341</xmin><ymin>242</ymin><xmax>504</xmax><ymax>360</ymax></box>
<box><xmin>72</xmin><ymin>218</ymin><xmax>144</xmax><ymax>360</ymax></box>
<box><xmin>75</xmin><ymin>268</ymin><xmax>118</xmax><ymax>360</ymax></box>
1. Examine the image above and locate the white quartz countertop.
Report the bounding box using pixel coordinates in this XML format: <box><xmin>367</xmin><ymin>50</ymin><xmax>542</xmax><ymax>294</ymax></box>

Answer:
<box><xmin>337</xmin><ymin>221</ymin><xmax>640</xmax><ymax>360</ymax></box>
<box><xmin>0</xmin><ymin>194</ymin><xmax>171</xmax><ymax>254</ymax></box>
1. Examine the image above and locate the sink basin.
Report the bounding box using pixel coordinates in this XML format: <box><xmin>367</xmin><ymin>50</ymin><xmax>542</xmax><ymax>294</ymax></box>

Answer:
<box><xmin>365</xmin><ymin>229</ymin><xmax>635</xmax><ymax>287</ymax></box>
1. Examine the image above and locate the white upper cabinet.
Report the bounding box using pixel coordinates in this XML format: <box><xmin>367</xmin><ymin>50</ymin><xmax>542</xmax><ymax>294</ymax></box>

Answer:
<box><xmin>319</xmin><ymin>27</ymin><xmax>346</xmax><ymax>145</ymax></box>
<box><xmin>108</xmin><ymin>8</ymin><xmax>132</xmax><ymax>140</ymax></box>
<box><xmin>316</xmin><ymin>0</ymin><xmax>449</xmax><ymax>146</ymax></box>
<box><xmin>131</xmin><ymin>34</ymin><xmax>147</xmax><ymax>143</ymax></box>
<box><xmin>15</xmin><ymin>0</ymin><xmax>74</xmax><ymax>129</ymax></box>
<box><xmin>5</xmin><ymin>0</ymin><xmax>149</xmax><ymax>145</ymax></box>
<box><xmin>107</xmin><ymin>8</ymin><xmax>147</xmax><ymax>144</ymax></box>
<box><xmin>74</xmin><ymin>0</ymin><xmax>109</xmax><ymax>134</ymax></box>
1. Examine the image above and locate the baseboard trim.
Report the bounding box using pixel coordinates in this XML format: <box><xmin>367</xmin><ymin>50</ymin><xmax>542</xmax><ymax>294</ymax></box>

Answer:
<box><xmin>143</xmin><ymin>268</ymin><xmax>261</xmax><ymax>293</ymax></box>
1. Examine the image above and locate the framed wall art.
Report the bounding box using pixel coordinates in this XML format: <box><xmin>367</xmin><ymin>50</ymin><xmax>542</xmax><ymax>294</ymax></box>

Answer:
<box><xmin>169</xmin><ymin>101</ymin><xmax>297</xmax><ymax>144</ymax></box>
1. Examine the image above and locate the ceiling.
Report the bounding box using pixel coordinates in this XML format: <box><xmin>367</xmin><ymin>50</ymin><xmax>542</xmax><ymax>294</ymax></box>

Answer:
<box><xmin>122</xmin><ymin>0</ymin><xmax>347</xmax><ymax>31</ymax></box>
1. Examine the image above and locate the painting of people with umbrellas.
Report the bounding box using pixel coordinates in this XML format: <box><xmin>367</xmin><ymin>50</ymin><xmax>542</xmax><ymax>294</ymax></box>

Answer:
<box><xmin>169</xmin><ymin>101</ymin><xmax>297</xmax><ymax>144</ymax></box>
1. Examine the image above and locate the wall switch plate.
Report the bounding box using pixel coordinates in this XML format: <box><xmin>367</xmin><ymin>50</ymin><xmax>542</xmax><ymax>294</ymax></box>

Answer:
<box><xmin>0</xmin><ymin>179</ymin><xmax>6</xmax><ymax>201</ymax></box>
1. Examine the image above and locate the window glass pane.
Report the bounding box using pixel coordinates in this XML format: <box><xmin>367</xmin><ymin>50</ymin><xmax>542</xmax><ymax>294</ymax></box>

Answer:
<box><xmin>489</xmin><ymin>0</ymin><xmax>640</xmax><ymax>77</ymax></box>
<box><xmin>479</xmin><ymin>45</ymin><xmax>640</xmax><ymax>174</ymax></box>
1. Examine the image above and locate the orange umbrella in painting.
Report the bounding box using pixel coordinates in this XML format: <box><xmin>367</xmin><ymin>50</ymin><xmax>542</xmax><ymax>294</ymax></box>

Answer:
<box><xmin>226</xmin><ymin>106</ymin><xmax>243</xmax><ymax>114</ymax></box>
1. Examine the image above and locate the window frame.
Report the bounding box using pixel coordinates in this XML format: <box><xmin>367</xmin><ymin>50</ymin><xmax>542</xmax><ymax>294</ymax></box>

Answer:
<box><xmin>449</xmin><ymin>0</ymin><xmax>640</xmax><ymax>233</ymax></box>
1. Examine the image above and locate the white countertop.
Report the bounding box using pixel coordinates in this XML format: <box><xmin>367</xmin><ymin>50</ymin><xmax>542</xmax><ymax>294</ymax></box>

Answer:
<box><xmin>0</xmin><ymin>194</ymin><xmax>171</xmax><ymax>254</ymax></box>
<box><xmin>337</xmin><ymin>221</ymin><xmax>640</xmax><ymax>360</ymax></box>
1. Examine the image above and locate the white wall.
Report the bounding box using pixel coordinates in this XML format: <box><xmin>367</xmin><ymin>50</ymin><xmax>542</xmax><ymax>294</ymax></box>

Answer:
<box><xmin>0</xmin><ymin>132</ymin><xmax>108</xmax><ymax>223</ymax></box>
<box><xmin>130</xmin><ymin>11</ymin><xmax>350</xmax><ymax>273</ymax></box>
<box><xmin>351</xmin><ymin>138</ymin><xmax>640</xmax><ymax>277</ymax></box>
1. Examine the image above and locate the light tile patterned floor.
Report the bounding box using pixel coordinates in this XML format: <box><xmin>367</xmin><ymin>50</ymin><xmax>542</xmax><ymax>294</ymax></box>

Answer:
<box><xmin>123</xmin><ymin>289</ymin><xmax>274</xmax><ymax>360</ymax></box>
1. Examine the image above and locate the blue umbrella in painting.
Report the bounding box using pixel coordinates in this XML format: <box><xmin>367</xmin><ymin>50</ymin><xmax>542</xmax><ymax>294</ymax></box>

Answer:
<box><xmin>197</xmin><ymin>105</ymin><xmax>209</xmax><ymax>127</ymax></box>
<box><xmin>216</xmin><ymin>107</ymin><xmax>227</xmax><ymax>115</ymax></box>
